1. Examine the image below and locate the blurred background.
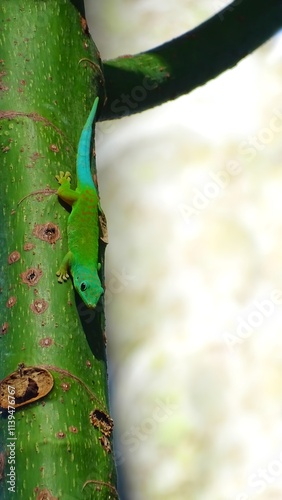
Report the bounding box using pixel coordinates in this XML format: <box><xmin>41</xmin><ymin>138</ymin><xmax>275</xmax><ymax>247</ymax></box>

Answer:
<box><xmin>85</xmin><ymin>1</ymin><xmax>282</xmax><ymax>499</ymax></box>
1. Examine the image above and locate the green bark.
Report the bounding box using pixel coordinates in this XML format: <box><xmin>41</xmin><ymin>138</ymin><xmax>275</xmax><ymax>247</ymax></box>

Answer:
<box><xmin>101</xmin><ymin>0</ymin><xmax>282</xmax><ymax>120</ymax></box>
<box><xmin>0</xmin><ymin>1</ymin><xmax>117</xmax><ymax>499</ymax></box>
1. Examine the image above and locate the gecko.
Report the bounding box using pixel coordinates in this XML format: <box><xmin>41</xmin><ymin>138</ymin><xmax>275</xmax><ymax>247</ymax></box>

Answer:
<box><xmin>55</xmin><ymin>96</ymin><xmax>104</xmax><ymax>308</ymax></box>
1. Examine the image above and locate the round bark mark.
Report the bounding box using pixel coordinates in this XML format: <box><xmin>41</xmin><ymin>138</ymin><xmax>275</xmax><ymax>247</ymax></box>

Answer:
<box><xmin>55</xmin><ymin>431</ymin><xmax>65</xmax><ymax>439</ymax></box>
<box><xmin>69</xmin><ymin>426</ymin><xmax>78</xmax><ymax>434</ymax></box>
<box><xmin>49</xmin><ymin>144</ymin><xmax>59</xmax><ymax>153</ymax></box>
<box><xmin>23</xmin><ymin>242</ymin><xmax>35</xmax><ymax>251</ymax></box>
<box><xmin>30</xmin><ymin>299</ymin><xmax>48</xmax><ymax>315</ymax></box>
<box><xmin>21</xmin><ymin>267</ymin><xmax>43</xmax><ymax>287</ymax></box>
<box><xmin>39</xmin><ymin>337</ymin><xmax>53</xmax><ymax>348</ymax></box>
<box><xmin>60</xmin><ymin>382</ymin><xmax>70</xmax><ymax>392</ymax></box>
<box><xmin>8</xmin><ymin>251</ymin><xmax>20</xmax><ymax>264</ymax></box>
<box><xmin>32</xmin><ymin>223</ymin><xmax>60</xmax><ymax>244</ymax></box>
<box><xmin>0</xmin><ymin>366</ymin><xmax>53</xmax><ymax>410</ymax></box>
<box><xmin>6</xmin><ymin>296</ymin><xmax>16</xmax><ymax>308</ymax></box>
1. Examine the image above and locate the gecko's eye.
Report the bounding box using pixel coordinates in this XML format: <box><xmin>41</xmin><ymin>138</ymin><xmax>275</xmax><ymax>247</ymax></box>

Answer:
<box><xmin>80</xmin><ymin>281</ymin><xmax>88</xmax><ymax>292</ymax></box>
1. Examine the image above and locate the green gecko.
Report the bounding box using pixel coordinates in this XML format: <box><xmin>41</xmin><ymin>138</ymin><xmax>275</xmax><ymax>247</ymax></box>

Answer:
<box><xmin>55</xmin><ymin>96</ymin><xmax>104</xmax><ymax>308</ymax></box>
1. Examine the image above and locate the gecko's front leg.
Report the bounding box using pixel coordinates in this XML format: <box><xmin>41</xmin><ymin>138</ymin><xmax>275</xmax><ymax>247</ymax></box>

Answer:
<box><xmin>55</xmin><ymin>171</ymin><xmax>79</xmax><ymax>206</ymax></box>
<box><xmin>56</xmin><ymin>251</ymin><xmax>72</xmax><ymax>283</ymax></box>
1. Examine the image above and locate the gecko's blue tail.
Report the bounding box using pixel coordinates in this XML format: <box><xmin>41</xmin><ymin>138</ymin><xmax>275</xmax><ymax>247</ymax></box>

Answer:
<box><xmin>77</xmin><ymin>96</ymin><xmax>99</xmax><ymax>188</ymax></box>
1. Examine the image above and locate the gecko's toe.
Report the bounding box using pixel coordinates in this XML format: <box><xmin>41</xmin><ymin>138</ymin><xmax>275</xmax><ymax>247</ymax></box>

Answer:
<box><xmin>56</xmin><ymin>270</ymin><xmax>69</xmax><ymax>283</ymax></box>
<box><xmin>55</xmin><ymin>171</ymin><xmax>72</xmax><ymax>185</ymax></box>
<box><xmin>56</xmin><ymin>271</ymin><xmax>64</xmax><ymax>282</ymax></box>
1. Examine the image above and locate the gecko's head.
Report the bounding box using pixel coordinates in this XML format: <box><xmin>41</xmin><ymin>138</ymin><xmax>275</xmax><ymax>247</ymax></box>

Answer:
<box><xmin>74</xmin><ymin>273</ymin><xmax>104</xmax><ymax>309</ymax></box>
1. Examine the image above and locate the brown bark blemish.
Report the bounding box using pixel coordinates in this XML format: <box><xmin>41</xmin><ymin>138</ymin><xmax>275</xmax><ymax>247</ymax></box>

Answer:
<box><xmin>21</xmin><ymin>267</ymin><xmax>43</xmax><ymax>287</ymax></box>
<box><xmin>99</xmin><ymin>211</ymin><xmax>108</xmax><ymax>244</ymax></box>
<box><xmin>69</xmin><ymin>426</ymin><xmax>78</xmax><ymax>433</ymax></box>
<box><xmin>35</xmin><ymin>488</ymin><xmax>58</xmax><ymax>500</ymax></box>
<box><xmin>8</xmin><ymin>251</ymin><xmax>20</xmax><ymax>264</ymax></box>
<box><xmin>23</xmin><ymin>243</ymin><xmax>35</xmax><ymax>251</ymax></box>
<box><xmin>32</xmin><ymin>223</ymin><xmax>60</xmax><ymax>244</ymax></box>
<box><xmin>0</xmin><ymin>73</ymin><xmax>8</xmax><ymax>92</ymax></box>
<box><xmin>82</xmin><ymin>479</ymin><xmax>118</xmax><ymax>497</ymax></box>
<box><xmin>6</xmin><ymin>296</ymin><xmax>17</xmax><ymax>308</ymax></box>
<box><xmin>49</xmin><ymin>144</ymin><xmax>59</xmax><ymax>153</ymax></box>
<box><xmin>80</xmin><ymin>15</ymin><xmax>90</xmax><ymax>36</ymax></box>
<box><xmin>25</xmin><ymin>151</ymin><xmax>45</xmax><ymax>169</ymax></box>
<box><xmin>99</xmin><ymin>435</ymin><xmax>111</xmax><ymax>453</ymax></box>
<box><xmin>30</xmin><ymin>298</ymin><xmax>48</xmax><ymax>315</ymax></box>
<box><xmin>89</xmin><ymin>409</ymin><xmax>114</xmax><ymax>437</ymax></box>
<box><xmin>38</xmin><ymin>365</ymin><xmax>107</xmax><ymax>411</ymax></box>
<box><xmin>55</xmin><ymin>431</ymin><xmax>65</xmax><ymax>439</ymax></box>
<box><xmin>60</xmin><ymin>382</ymin><xmax>70</xmax><ymax>392</ymax></box>
<box><xmin>17</xmin><ymin>187</ymin><xmax>56</xmax><ymax>206</ymax></box>
<box><xmin>1</xmin><ymin>322</ymin><xmax>9</xmax><ymax>335</ymax></box>
<box><xmin>31</xmin><ymin>151</ymin><xmax>42</xmax><ymax>162</ymax></box>
<box><xmin>39</xmin><ymin>337</ymin><xmax>54</xmax><ymax>348</ymax></box>
<box><xmin>0</xmin><ymin>366</ymin><xmax>53</xmax><ymax>410</ymax></box>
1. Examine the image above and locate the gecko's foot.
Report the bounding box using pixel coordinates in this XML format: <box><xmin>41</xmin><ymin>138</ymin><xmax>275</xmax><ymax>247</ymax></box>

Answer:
<box><xmin>55</xmin><ymin>171</ymin><xmax>71</xmax><ymax>186</ymax></box>
<box><xmin>56</xmin><ymin>269</ymin><xmax>70</xmax><ymax>283</ymax></box>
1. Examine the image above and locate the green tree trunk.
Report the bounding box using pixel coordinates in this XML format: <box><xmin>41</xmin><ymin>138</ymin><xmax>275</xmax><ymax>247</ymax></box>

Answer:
<box><xmin>0</xmin><ymin>1</ymin><xmax>117</xmax><ymax>498</ymax></box>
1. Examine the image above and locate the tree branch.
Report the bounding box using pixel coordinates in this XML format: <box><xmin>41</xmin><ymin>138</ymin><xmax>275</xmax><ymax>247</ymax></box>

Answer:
<box><xmin>100</xmin><ymin>0</ymin><xmax>282</xmax><ymax>121</ymax></box>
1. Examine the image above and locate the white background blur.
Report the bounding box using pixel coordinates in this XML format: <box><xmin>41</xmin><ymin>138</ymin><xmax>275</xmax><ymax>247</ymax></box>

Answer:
<box><xmin>85</xmin><ymin>1</ymin><xmax>282</xmax><ymax>499</ymax></box>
